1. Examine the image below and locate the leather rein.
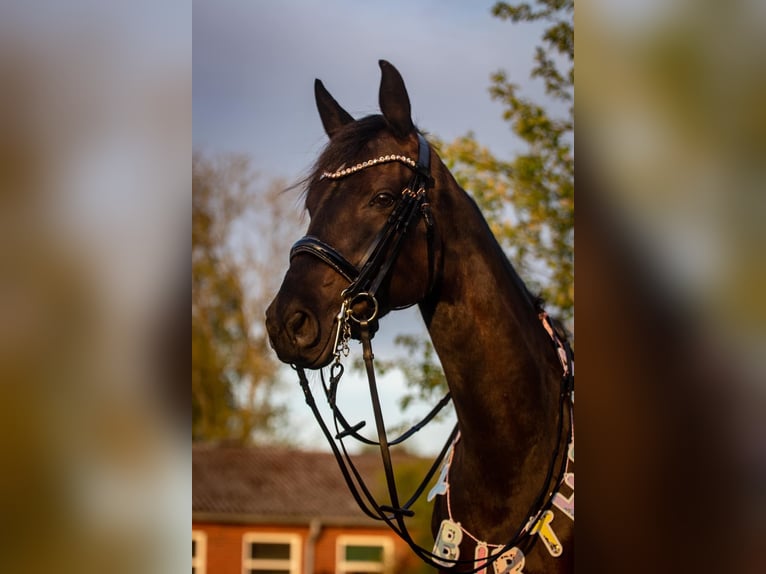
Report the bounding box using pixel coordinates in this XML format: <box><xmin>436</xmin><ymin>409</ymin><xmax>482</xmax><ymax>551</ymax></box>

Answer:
<box><xmin>289</xmin><ymin>133</ymin><xmax>574</xmax><ymax>571</ymax></box>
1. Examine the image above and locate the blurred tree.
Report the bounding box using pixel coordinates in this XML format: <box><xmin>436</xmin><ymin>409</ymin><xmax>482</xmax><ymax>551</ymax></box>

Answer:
<box><xmin>192</xmin><ymin>152</ymin><xmax>299</xmax><ymax>443</ymax></box>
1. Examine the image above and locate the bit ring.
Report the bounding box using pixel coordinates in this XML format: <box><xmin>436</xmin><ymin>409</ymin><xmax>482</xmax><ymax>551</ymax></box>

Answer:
<box><xmin>346</xmin><ymin>292</ymin><xmax>379</xmax><ymax>324</ymax></box>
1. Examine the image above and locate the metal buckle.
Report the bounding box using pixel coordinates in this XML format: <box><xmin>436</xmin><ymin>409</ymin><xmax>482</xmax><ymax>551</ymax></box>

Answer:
<box><xmin>332</xmin><ymin>300</ymin><xmax>351</xmax><ymax>362</ymax></box>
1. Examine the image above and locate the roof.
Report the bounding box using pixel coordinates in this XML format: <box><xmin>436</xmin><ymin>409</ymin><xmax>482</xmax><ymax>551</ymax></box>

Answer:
<box><xmin>192</xmin><ymin>443</ymin><xmax>422</xmax><ymax>526</ymax></box>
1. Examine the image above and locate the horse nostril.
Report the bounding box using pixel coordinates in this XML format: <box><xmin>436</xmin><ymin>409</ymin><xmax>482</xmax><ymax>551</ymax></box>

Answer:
<box><xmin>287</xmin><ymin>311</ymin><xmax>307</xmax><ymax>336</ymax></box>
<box><xmin>286</xmin><ymin>309</ymin><xmax>319</xmax><ymax>349</ymax></box>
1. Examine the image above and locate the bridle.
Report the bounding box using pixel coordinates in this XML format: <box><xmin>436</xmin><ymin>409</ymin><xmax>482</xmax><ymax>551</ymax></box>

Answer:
<box><xmin>290</xmin><ymin>132</ymin><xmax>436</xmax><ymax>331</ymax></box>
<box><xmin>288</xmin><ymin>132</ymin><xmax>574</xmax><ymax>571</ymax></box>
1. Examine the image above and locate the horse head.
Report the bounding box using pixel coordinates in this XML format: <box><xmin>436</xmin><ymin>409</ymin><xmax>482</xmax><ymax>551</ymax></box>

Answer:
<box><xmin>266</xmin><ymin>61</ymin><xmax>440</xmax><ymax>369</ymax></box>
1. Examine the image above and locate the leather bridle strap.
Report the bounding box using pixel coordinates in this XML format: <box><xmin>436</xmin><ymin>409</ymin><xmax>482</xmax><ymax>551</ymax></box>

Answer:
<box><xmin>290</xmin><ymin>236</ymin><xmax>359</xmax><ymax>283</ymax></box>
<box><xmin>345</xmin><ymin>133</ymin><xmax>432</xmax><ymax>301</ymax></box>
<box><xmin>359</xmin><ymin>321</ymin><xmax>404</xmax><ymax>518</ymax></box>
<box><xmin>323</xmin><ymin>365</ymin><xmax>452</xmax><ymax>447</ymax></box>
<box><xmin>289</xmin><ymin>133</ymin><xmax>433</xmax><ymax>310</ymax></box>
<box><xmin>346</xmin><ymin>186</ymin><xmax>423</xmax><ymax>300</ymax></box>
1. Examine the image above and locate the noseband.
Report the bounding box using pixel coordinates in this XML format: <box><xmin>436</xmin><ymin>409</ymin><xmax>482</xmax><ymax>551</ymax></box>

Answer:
<box><xmin>290</xmin><ymin>132</ymin><xmax>434</xmax><ymax>337</ymax></box>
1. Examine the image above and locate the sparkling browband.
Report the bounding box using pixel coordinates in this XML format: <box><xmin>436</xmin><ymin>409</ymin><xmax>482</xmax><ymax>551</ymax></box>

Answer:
<box><xmin>320</xmin><ymin>154</ymin><xmax>418</xmax><ymax>180</ymax></box>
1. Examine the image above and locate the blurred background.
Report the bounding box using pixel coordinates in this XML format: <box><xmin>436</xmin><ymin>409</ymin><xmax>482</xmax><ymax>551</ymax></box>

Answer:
<box><xmin>577</xmin><ymin>0</ymin><xmax>765</xmax><ymax>571</ymax></box>
<box><xmin>0</xmin><ymin>0</ymin><xmax>763</xmax><ymax>572</ymax></box>
<box><xmin>0</xmin><ymin>1</ymin><xmax>189</xmax><ymax>573</ymax></box>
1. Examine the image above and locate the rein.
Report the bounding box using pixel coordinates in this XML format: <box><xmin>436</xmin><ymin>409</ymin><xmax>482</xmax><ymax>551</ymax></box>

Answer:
<box><xmin>290</xmin><ymin>133</ymin><xmax>574</xmax><ymax>571</ymax></box>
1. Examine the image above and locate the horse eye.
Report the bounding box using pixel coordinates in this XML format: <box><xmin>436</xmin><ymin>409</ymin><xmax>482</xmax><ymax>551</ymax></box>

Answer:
<box><xmin>370</xmin><ymin>192</ymin><xmax>396</xmax><ymax>208</ymax></box>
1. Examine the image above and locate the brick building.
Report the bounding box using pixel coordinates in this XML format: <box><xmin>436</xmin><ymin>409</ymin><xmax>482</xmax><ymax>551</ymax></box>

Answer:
<box><xmin>192</xmin><ymin>443</ymin><xmax>430</xmax><ymax>574</ymax></box>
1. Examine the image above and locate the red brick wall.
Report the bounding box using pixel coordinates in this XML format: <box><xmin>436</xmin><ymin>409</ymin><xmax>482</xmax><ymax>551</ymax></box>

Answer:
<box><xmin>193</xmin><ymin>521</ymin><xmax>421</xmax><ymax>574</ymax></box>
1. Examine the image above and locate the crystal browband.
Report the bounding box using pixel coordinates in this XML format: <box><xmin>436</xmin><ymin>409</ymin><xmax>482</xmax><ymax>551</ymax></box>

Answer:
<box><xmin>320</xmin><ymin>154</ymin><xmax>418</xmax><ymax>180</ymax></box>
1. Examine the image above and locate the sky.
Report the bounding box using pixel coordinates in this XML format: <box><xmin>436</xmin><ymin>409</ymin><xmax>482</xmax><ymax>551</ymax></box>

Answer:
<box><xmin>193</xmin><ymin>0</ymin><xmax>551</xmax><ymax>454</ymax></box>
<box><xmin>193</xmin><ymin>0</ymin><xmax>548</xmax><ymax>179</ymax></box>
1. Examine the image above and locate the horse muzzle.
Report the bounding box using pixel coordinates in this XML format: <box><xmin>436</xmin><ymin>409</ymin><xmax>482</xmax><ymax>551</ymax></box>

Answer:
<box><xmin>265</xmin><ymin>297</ymin><xmax>333</xmax><ymax>369</ymax></box>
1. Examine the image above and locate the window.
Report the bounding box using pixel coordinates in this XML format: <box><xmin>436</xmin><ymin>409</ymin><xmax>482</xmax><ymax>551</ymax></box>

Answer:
<box><xmin>242</xmin><ymin>533</ymin><xmax>301</xmax><ymax>574</ymax></box>
<box><xmin>192</xmin><ymin>531</ymin><xmax>207</xmax><ymax>574</ymax></box>
<box><xmin>336</xmin><ymin>535</ymin><xmax>393</xmax><ymax>574</ymax></box>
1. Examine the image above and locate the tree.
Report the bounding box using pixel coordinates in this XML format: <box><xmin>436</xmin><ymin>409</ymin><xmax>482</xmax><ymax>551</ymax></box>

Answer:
<box><xmin>192</xmin><ymin>152</ymin><xmax>299</xmax><ymax>443</ymax></box>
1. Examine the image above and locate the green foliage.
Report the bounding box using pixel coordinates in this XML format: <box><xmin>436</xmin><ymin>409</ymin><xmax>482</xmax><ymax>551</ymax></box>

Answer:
<box><xmin>493</xmin><ymin>0</ymin><xmax>574</xmax><ymax>100</ymax></box>
<box><xmin>192</xmin><ymin>152</ymin><xmax>286</xmax><ymax>443</ymax></box>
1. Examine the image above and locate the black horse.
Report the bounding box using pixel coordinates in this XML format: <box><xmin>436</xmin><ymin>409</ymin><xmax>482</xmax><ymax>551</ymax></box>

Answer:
<box><xmin>266</xmin><ymin>61</ymin><xmax>573</xmax><ymax>573</ymax></box>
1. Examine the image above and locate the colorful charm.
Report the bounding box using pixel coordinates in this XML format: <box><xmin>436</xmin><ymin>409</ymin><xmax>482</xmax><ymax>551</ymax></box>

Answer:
<box><xmin>568</xmin><ymin>435</ymin><xmax>574</xmax><ymax>463</ymax></box>
<box><xmin>552</xmin><ymin>491</ymin><xmax>574</xmax><ymax>521</ymax></box>
<box><xmin>474</xmin><ymin>542</ymin><xmax>489</xmax><ymax>574</ymax></box>
<box><xmin>530</xmin><ymin>510</ymin><xmax>562</xmax><ymax>557</ymax></box>
<box><xmin>433</xmin><ymin>519</ymin><xmax>463</xmax><ymax>567</ymax></box>
<box><xmin>427</xmin><ymin>455</ymin><xmax>450</xmax><ymax>501</ymax></box>
<box><xmin>552</xmin><ymin>472</ymin><xmax>574</xmax><ymax>521</ymax></box>
<box><xmin>492</xmin><ymin>546</ymin><xmax>525</xmax><ymax>573</ymax></box>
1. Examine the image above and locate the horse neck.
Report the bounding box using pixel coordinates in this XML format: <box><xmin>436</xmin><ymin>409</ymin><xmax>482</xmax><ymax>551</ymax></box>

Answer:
<box><xmin>419</xmin><ymin>174</ymin><xmax>562</xmax><ymax>487</ymax></box>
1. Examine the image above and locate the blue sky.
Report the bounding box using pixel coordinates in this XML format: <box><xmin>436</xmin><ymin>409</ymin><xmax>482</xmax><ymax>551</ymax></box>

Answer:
<box><xmin>193</xmin><ymin>0</ymin><xmax>547</xmax><ymax>179</ymax></box>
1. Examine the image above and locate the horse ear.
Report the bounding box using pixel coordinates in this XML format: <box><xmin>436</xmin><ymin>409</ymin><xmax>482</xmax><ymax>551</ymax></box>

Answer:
<box><xmin>315</xmin><ymin>79</ymin><xmax>354</xmax><ymax>138</ymax></box>
<box><xmin>378</xmin><ymin>60</ymin><xmax>414</xmax><ymax>138</ymax></box>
